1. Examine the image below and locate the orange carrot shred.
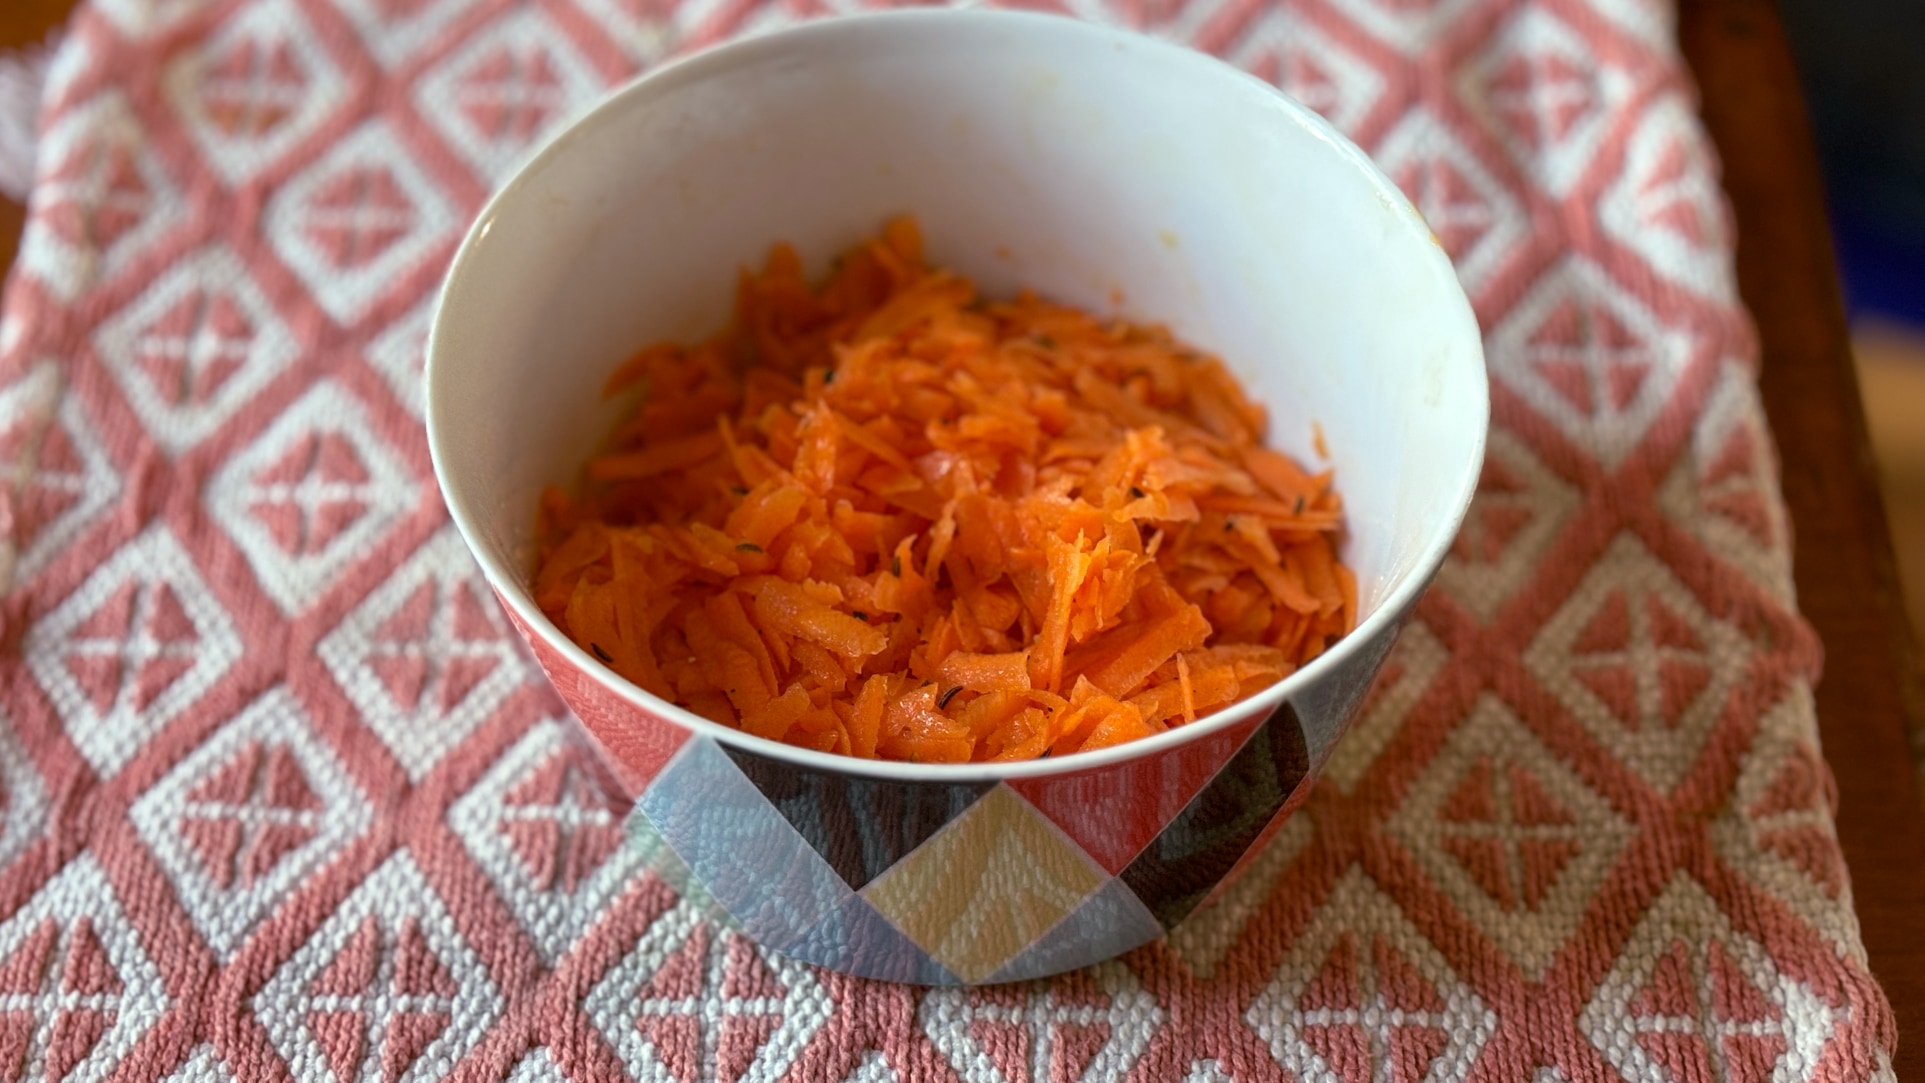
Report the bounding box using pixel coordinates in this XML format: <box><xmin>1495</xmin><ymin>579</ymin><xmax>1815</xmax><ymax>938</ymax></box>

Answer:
<box><xmin>535</xmin><ymin>217</ymin><xmax>1355</xmax><ymax>761</ymax></box>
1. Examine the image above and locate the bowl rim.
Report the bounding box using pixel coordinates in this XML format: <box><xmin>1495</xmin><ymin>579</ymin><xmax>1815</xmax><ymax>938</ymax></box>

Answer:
<box><xmin>425</xmin><ymin>5</ymin><xmax>1490</xmax><ymax>784</ymax></box>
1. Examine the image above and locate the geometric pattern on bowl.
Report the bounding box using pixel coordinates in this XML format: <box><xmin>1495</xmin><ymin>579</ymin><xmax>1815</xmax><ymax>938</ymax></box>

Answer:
<box><xmin>605</xmin><ymin>665</ymin><xmax>1340</xmax><ymax>983</ymax></box>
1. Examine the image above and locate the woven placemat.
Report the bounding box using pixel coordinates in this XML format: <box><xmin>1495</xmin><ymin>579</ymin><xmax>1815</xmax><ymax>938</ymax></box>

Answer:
<box><xmin>0</xmin><ymin>0</ymin><xmax>1895</xmax><ymax>1079</ymax></box>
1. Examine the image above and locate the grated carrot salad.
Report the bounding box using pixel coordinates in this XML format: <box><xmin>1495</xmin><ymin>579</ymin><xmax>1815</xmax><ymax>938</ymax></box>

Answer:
<box><xmin>534</xmin><ymin>218</ymin><xmax>1355</xmax><ymax>763</ymax></box>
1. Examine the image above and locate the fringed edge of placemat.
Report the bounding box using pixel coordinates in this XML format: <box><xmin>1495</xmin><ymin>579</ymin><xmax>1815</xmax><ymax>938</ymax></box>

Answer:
<box><xmin>0</xmin><ymin>38</ymin><xmax>51</xmax><ymax>201</ymax></box>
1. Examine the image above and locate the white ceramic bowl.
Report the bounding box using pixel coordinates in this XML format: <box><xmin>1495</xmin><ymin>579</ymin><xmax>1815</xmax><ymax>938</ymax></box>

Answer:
<box><xmin>427</xmin><ymin>9</ymin><xmax>1487</xmax><ymax>985</ymax></box>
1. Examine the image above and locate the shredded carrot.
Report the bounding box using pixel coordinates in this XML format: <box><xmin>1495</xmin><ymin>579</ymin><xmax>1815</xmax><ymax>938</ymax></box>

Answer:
<box><xmin>534</xmin><ymin>218</ymin><xmax>1356</xmax><ymax>762</ymax></box>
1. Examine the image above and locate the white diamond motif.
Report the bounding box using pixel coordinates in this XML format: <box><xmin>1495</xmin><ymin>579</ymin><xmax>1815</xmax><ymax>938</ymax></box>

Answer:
<box><xmin>265</xmin><ymin>119</ymin><xmax>457</xmax><ymax>326</ymax></box>
<box><xmin>207</xmin><ymin>379</ymin><xmax>418</xmax><ymax>617</ymax></box>
<box><xmin>253</xmin><ymin>852</ymin><xmax>502</xmax><ymax>1083</ymax></box>
<box><xmin>93</xmin><ymin>243</ymin><xmax>299</xmax><ymax>454</ymax></box>
<box><xmin>0</xmin><ymin>855</ymin><xmax>171</xmax><ymax>1083</ymax></box>
<box><xmin>921</xmin><ymin>961</ymin><xmax>1164</xmax><ymax>1083</ymax></box>
<box><xmin>1375</xmin><ymin>105</ymin><xmax>1526</xmax><ymax>294</ymax></box>
<box><xmin>162</xmin><ymin>0</ymin><xmax>348</xmax><ymax>185</ymax></box>
<box><xmin>26</xmin><ymin>525</ymin><xmax>244</xmax><ymax>777</ymax></box>
<box><xmin>448</xmin><ymin>719</ymin><xmax>642</xmax><ymax>966</ymax></box>
<box><xmin>1386</xmin><ymin>694</ymin><xmax>1633</xmax><ymax>978</ymax></box>
<box><xmin>1485</xmin><ymin>256</ymin><xmax>1696</xmax><ymax>467</ymax></box>
<box><xmin>586</xmin><ymin>897</ymin><xmax>831</xmax><ymax>1083</ymax></box>
<box><xmin>19</xmin><ymin>91</ymin><xmax>181</xmax><ymax>301</ymax></box>
<box><xmin>1579</xmin><ymin>875</ymin><xmax>1835</xmax><ymax>1083</ymax></box>
<box><xmin>413</xmin><ymin>8</ymin><xmax>601</xmax><ymax>187</ymax></box>
<box><xmin>1601</xmin><ymin>94</ymin><xmax>1736</xmax><ymax>303</ymax></box>
<box><xmin>1523</xmin><ymin>533</ymin><xmax>1746</xmax><ymax>792</ymax></box>
<box><xmin>318</xmin><ymin>526</ymin><xmax>530</xmax><ymax>781</ymax></box>
<box><xmin>1458</xmin><ymin>6</ymin><xmax>1634</xmax><ymax>195</ymax></box>
<box><xmin>1247</xmin><ymin>867</ymin><xmax>1495</xmax><ymax>1083</ymax></box>
<box><xmin>130</xmin><ymin>687</ymin><xmax>373</xmax><ymax>958</ymax></box>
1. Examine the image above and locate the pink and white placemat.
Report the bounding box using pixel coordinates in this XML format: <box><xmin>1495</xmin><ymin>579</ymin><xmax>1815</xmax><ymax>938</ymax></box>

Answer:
<box><xmin>0</xmin><ymin>0</ymin><xmax>1897</xmax><ymax>1080</ymax></box>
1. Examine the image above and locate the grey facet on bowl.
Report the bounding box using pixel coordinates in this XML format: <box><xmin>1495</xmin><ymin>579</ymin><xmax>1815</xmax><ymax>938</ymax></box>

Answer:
<box><xmin>426</xmin><ymin>9</ymin><xmax>1488</xmax><ymax>985</ymax></box>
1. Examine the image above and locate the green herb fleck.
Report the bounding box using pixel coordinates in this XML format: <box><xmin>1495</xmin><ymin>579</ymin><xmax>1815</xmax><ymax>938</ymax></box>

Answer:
<box><xmin>937</xmin><ymin>686</ymin><xmax>962</xmax><ymax>709</ymax></box>
<box><xmin>737</xmin><ymin>542</ymin><xmax>763</xmax><ymax>553</ymax></box>
<box><xmin>851</xmin><ymin>611</ymin><xmax>867</xmax><ymax>622</ymax></box>
<box><xmin>730</xmin><ymin>485</ymin><xmax>749</xmax><ymax>496</ymax></box>
<box><xmin>823</xmin><ymin>368</ymin><xmax>836</xmax><ymax>384</ymax></box>
<box><xmin>1033</xmin><ymin>334</ymin><xmax>1057</xmax><ymax>349</ymax></box>
<box><xmin>891</xmin><ymin>554</ymin><xmax>902</xmax><ymax>577</ymax></box>
<box><xmin>1129</xmin><ymin>486</ymin><xmax>1146</xmax><ymax>499</ymax></box>
<box><xmin>1225</xmin><ymin>517</ymin><xmax>1236</xmax><ymax>531</ymax></box>
<box><xmin>1293</xmin><ymin>494</ymin><xmax>1306</xmax><ymax>515</ymax></box>
<box><xmin>591</xmin><ymin>643</ymin><xmax>612</xmax><ymax>663</ymax></box>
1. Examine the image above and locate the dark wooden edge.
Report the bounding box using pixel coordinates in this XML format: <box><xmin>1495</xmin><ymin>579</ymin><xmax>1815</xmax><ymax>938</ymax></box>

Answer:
<box><xmin>1680</xmin><ymin>0</ymin><xmax>1925</xmax><ymax>1070</ymax></box>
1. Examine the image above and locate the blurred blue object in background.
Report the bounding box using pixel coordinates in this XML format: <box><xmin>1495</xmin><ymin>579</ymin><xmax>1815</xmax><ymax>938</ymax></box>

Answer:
<box><xmin>1778</xmin><ymin>0</ymin><xmax>1925</xmax><ymax>325</ymax></box>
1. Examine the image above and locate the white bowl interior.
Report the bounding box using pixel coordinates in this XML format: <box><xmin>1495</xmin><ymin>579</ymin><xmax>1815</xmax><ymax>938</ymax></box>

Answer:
<box><xmin>429</xmin><ymin>11</ymin><xmax>1486</xmax><ymax>758</ymax></box>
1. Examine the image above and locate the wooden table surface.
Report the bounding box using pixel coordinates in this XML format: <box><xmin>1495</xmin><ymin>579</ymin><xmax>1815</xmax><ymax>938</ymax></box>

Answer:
<box><xmin>2</xmin><ymin>0</ymin><xmax>1920</xmax><ymax>1073</ymax></box>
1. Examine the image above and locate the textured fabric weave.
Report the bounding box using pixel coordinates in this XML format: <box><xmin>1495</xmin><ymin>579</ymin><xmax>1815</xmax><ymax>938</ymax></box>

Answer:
<box><xmin>0</xmin><ymin>0</ymin><xmax>1898</xmax><ymax>1079</ymax></box>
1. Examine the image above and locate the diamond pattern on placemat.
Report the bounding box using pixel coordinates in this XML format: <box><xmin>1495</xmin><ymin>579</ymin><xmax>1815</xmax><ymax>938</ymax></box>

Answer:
<box><xmin>207</xmin><ymin>379</ymin><xmax>418</xmax><ymax>616</ymax></box>
<box><xmin>0</xmin><ymin>0</ymin><xmax>1895</xmax><ymax>1078</ymax></box>
<box><xmin>1386</xmin><ymin>694</ymin><xmax>1633</xmax><ymax>978</ymax></box>
<box><xmin>1524</xmin><ymin>532</ymin><xmax>1746</xmax><ymax>792</ymax></box>
<box><xmin>0</xmin><ymin>855</ymin><xmax>171</xmax><ymax>1083</ymax></box>
<box><xmin>265</xmin><ymin>119</ymin><xmax>457</xmax><ymax>326</ymax></box>
<box><xmin>1578</xmin><ymin>876</ymin><xmax>1834</xmax><ymax>1083</ymax></box>
<box><xmin>20</xmin><ymin>90</ymin><xmax>180</xmax><ymax>300</ymax></box>
<box><xmin>1486</xmin><ymin>256</ymin><xmax>1698</xmax><ymax>468</ymax></box>
<box><xmin>252</xmin><ymin>851</ymin><xmax>501</xmax><ymax>1083</ymax></box>
<box><xmin>161</xmin><ymin>0</ymin><xmax>351</xmax><ymax>186</ymax></box>
<box><xmin>412</xmin><ymin>7</ymin><xmax>601</xmax><ymax>187</ymax></box>
<box><xmin>317</xmin><ymin>526</ymin><xmax>530</xmax><ymax>780</ymax></box>
<box><xmin>92</xmin><ymin>243</ymin><xmax>299</xmax><ymax>454</ymax></box>
<box><xmin>131</xmin><ymin>686</ymin><xmax>372</xmax><ymax>958</ymax></box>
<box><xmin>1458</xmin><ymin>4</ymin><xmax>1636</xmax><ymax>196</ymax></box>
<box><xmin>448</xmin><ymin>718</ymin><xmax>641</xmax><ymax>966</ymax></box>
<box><xmin>1248</xmin><ymin>867</ymin><xmax>1496</xmax><ymax>1083</ymax></box>
<box><xmin>26</xmin><ymin>523</ymin><xmax>243</xmax><ymax>776</ymax></box>
<box><xmin>920</xmin><ymin>962</ymin><xmax>1164</xmax><ymax>1083</ymax></box>
<box><xmin>585</xmin><ymin>897</ymin><xmax>831</xmax><ymax>1083</ymax></box>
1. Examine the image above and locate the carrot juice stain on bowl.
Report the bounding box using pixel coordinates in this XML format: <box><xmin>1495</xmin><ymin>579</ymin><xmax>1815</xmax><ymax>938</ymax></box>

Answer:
<box><xmin>532</xmin><ymin>217</ymin><xmax>1356</xmax><ymax>765</ymax></box>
